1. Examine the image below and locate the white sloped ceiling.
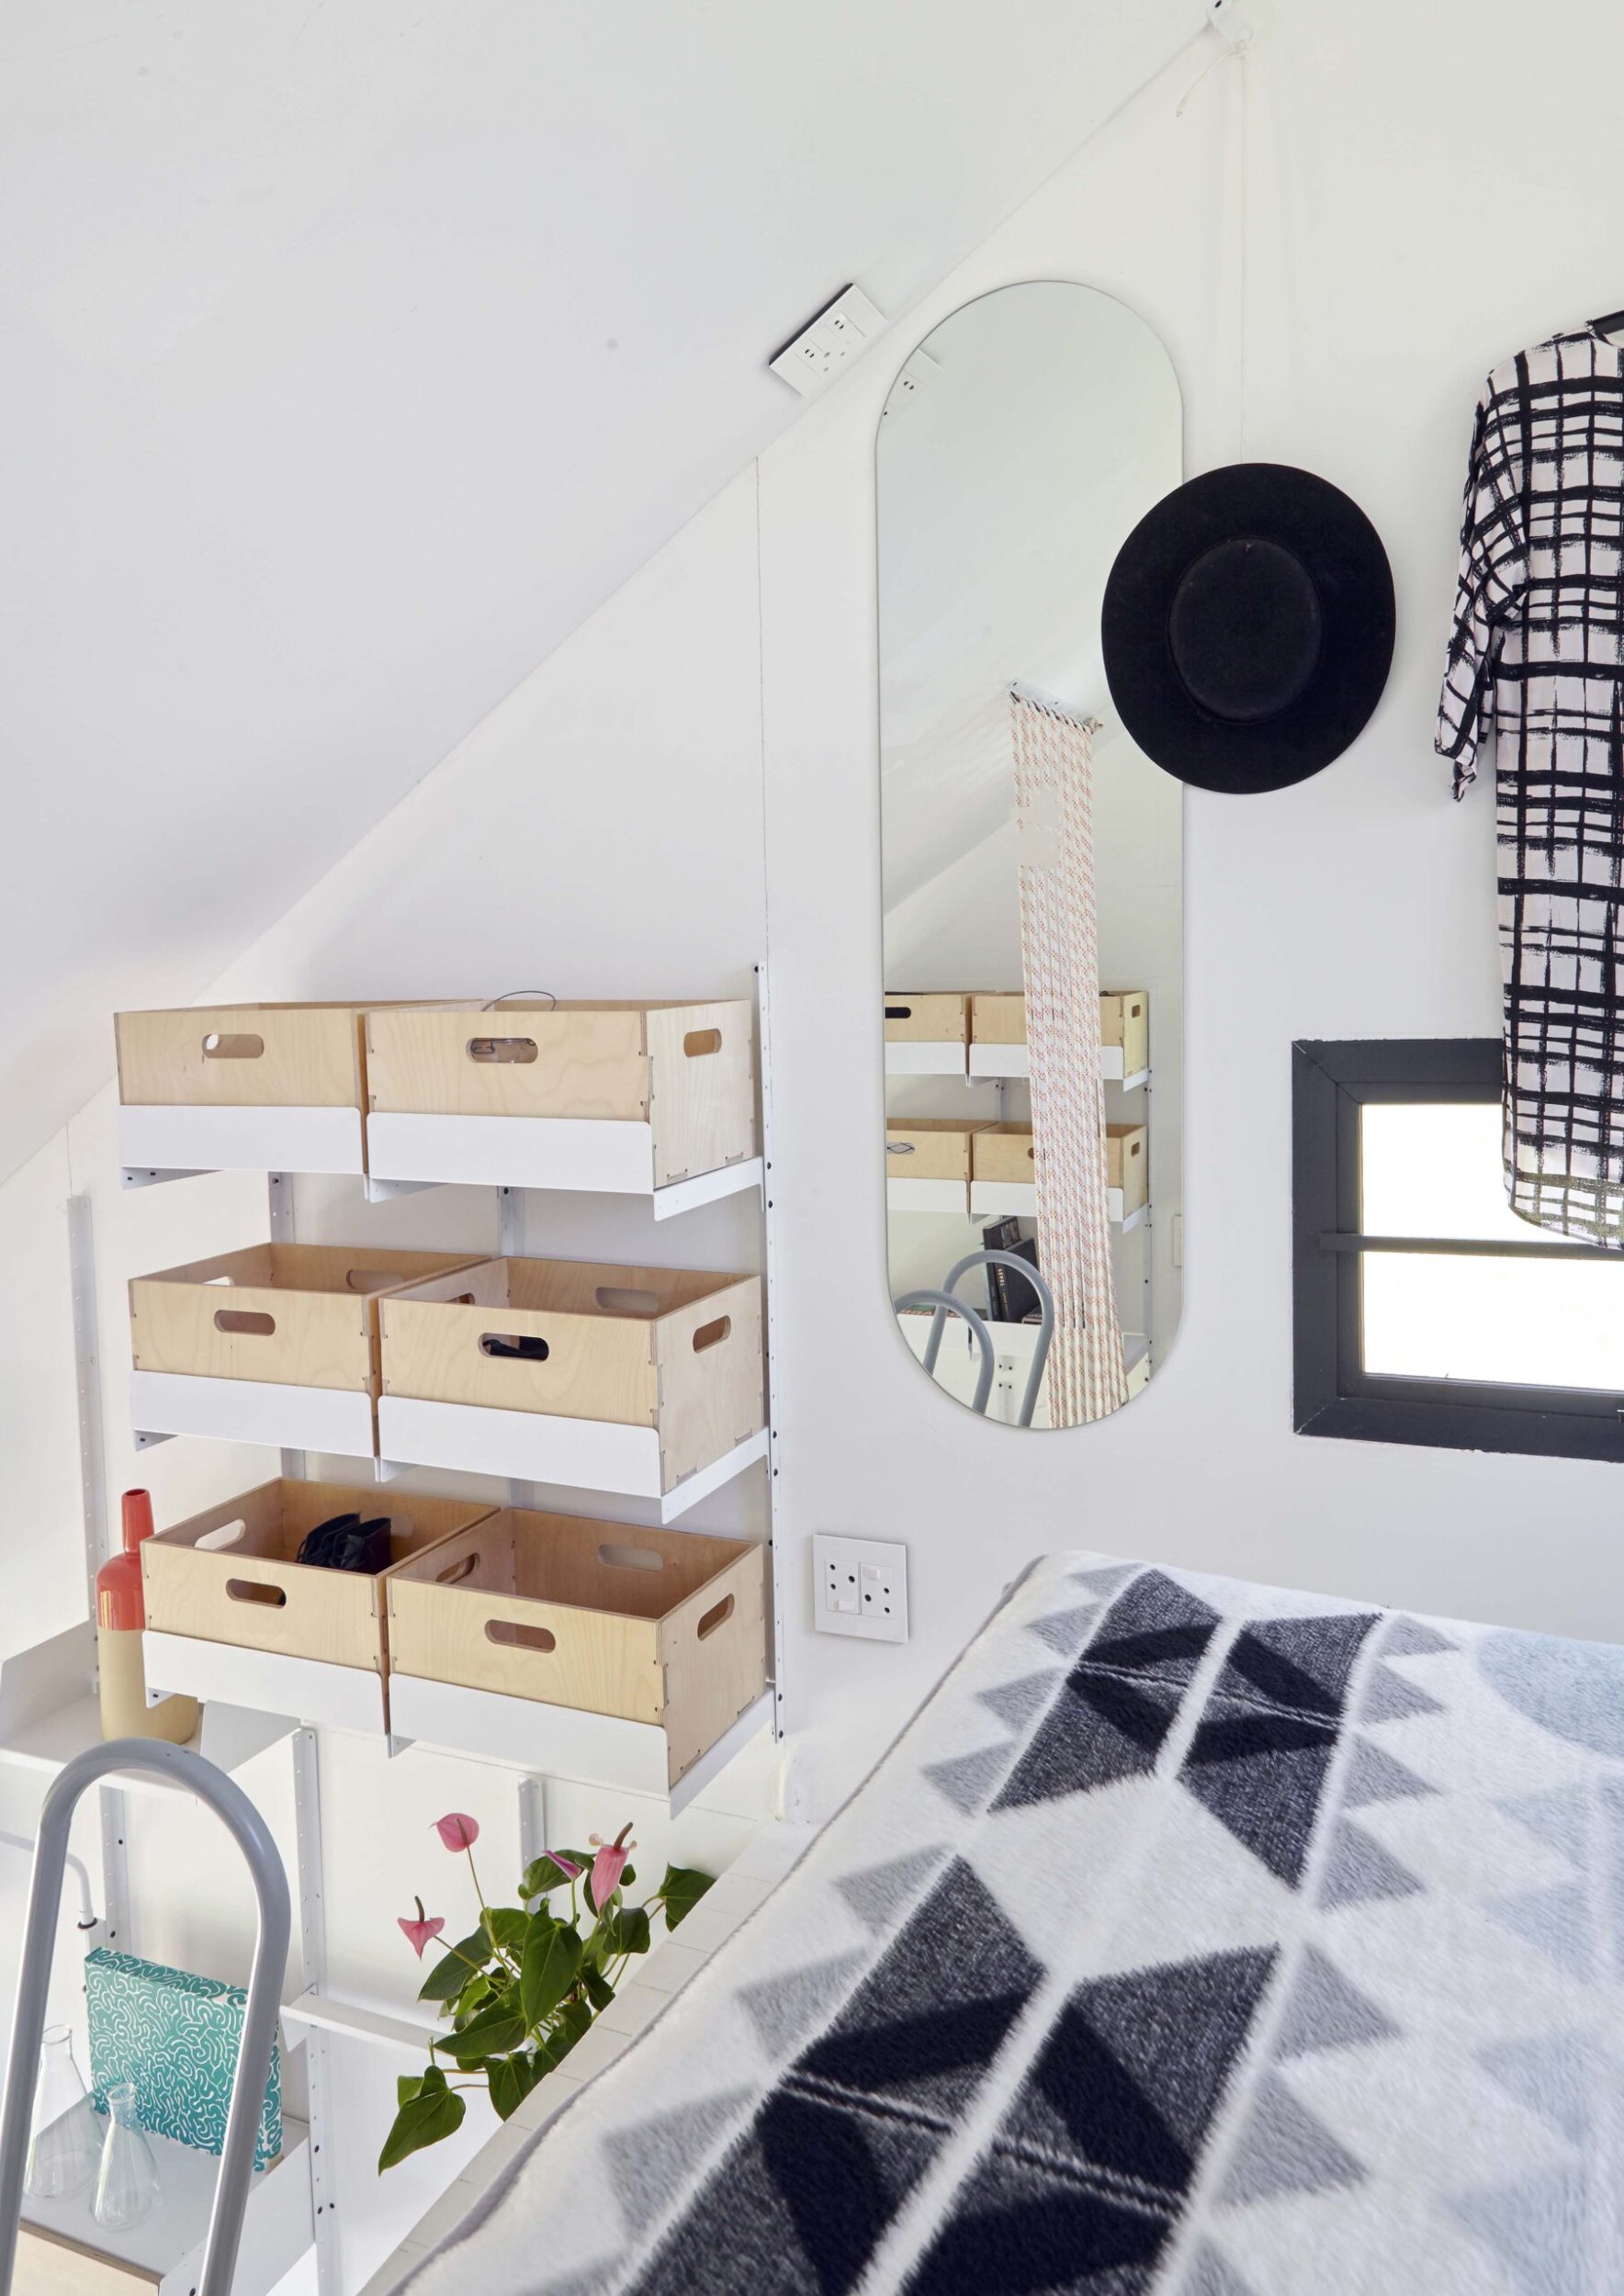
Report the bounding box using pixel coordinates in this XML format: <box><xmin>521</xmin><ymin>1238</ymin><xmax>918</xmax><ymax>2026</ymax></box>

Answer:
<box><xmin>0</xmin><ymin>0</ymin><xmax>1198</xmax><ymax>1180</ymax></box>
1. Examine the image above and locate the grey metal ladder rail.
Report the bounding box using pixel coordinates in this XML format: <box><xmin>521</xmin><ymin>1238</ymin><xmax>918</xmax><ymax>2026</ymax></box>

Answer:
<box><xmin>893</xmin><ymin>1288</ymin><xmax>997</xmax><ymax>1415</ymax></box>
<box><xmin>923</xmin><ymin>1250</ymin><xmax>1055</xmax><ymax>1426</ymax></box>
<box><xmin>0</xmin><ymin>1739</ymin><xmax>293</xmax><ymax>2296</ymax></box>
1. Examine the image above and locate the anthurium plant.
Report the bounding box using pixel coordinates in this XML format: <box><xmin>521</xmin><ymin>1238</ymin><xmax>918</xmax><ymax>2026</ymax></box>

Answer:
<box><xmin>380</xmin><ymin>1811</ymin><xmax>715</xmax><ymax>2171</ymax></box>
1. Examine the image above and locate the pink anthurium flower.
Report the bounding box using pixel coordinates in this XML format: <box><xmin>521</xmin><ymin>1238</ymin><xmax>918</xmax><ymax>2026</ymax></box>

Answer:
<box><xmin>398</xmin><ymin>1896</ymin><xmax>445</xmax><ymax>1959</ymax></box>
<box><xmin>590</xmin><ymin>1824</ymin><xmax>637</xmax><ymax>1908</ymax></box>
<box><xmin>434</xmin><ymin>1812</ymin><xmax>480</xmax><ymax>1852</ymax></box>
<box><xmin>546</xmin><ymin>1851</ymin><xmax>582</xmax><ymax>1878</ymax></box>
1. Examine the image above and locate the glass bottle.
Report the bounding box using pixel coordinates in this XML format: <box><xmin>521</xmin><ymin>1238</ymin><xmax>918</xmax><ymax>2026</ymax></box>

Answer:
<box><xmin>24</xmin><ymin>2026</ymin><xmax>102</xmax><ymax>2202</ymax></box>
<box><xmin>92</xmin><ymin>2081</ymin><xmax>161</xmax><ymax>2232</ymax></box>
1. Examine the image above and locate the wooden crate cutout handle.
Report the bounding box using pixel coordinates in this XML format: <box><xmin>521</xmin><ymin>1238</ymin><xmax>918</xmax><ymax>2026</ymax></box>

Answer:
<box><xmin>196</xmin><ymin>1519</ymin><xmax>248</xmax><ymax>1552</ymax></box>
<box><xmin>201</xmin><ymin>1031</ymin><xmax>265</xmax><ymax>1061</ymax></box>
<box><xmin>432</xmin><ymin>1552</ymin><xmax>481</xmax><ymax>1586</ymax></box>
<box><xmin>885</xmin><ymin>1003</ymin><xmax>914</xmax><ymax>1019</ymax></box>
<box><xmin>682</xmin><ymin>1028</ymin><xmax>723</xmax><ymax>1057</ymax></box>
<box><xmin>485</xmin><ymin>1618</ymin><xmax>558</xmax><ymax>1654</ymax></box>
<box><xmin>594</xmin><ymin>1286</ymin><xmax>661</xmax><ymax>1315</ymax></box>
<box><xmin>697</xmin><ymin>1593</ymin><xmax>735</xmax><ymax>1639</ymax></box>
<box><xmin>691</xmin><ymin>1315</ymin><xmax>730</xmax><ymax>1353</ymax></box>
<box><xmin>479</xmin><ymin>1332</ymin><xmax>550</xmax><ymax>1362</ymax></box>
<box><xmin>214</xmin><ymin>1309</ymin><xmax>276</xmax><ymax>1336</ymax></box>
<box><xmin>226</xmin><ymin>1578</ymin><xmax>288</xmax><ymax>1608</ymax></box>
<box><xmin>886</xmin><ymin>1141</ymin><xmax>916</xmax><ymax>1156</ymax></box>
<box><xmin>598</xmin><ymin>1542</ymin><xmax>665</xmax><ymax>1572</ymax></box>
<box><xmin>466</xmin><ymin>1035</ymin><xmax>538</xmax><ymax>1064</ymax></box>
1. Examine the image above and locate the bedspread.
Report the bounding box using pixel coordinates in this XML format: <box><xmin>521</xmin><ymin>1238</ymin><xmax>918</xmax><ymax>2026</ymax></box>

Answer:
<box><xmin>406</xmin><ymin>1551</ymin><xmax>1624</xmax><ymax>2294</ymax></box>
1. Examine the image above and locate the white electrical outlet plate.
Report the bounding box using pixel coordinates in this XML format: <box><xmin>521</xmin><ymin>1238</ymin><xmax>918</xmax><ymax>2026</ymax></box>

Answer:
<box><xmin>812</xmin><ymin>1534</ymin><xmax>909</xmax><ymax>1643</ymax></box>
<box><xmin>769</xmin><ymin>285</ymin><xmax>887</xmax><ymax>399</ymax></box>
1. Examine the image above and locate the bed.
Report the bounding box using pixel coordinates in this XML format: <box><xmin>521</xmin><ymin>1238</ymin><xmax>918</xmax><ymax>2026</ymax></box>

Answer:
<box><xmin>401</xmin><ymin>1549</ymin><xmax>1624</xmax><ymax>2294</ymax></box>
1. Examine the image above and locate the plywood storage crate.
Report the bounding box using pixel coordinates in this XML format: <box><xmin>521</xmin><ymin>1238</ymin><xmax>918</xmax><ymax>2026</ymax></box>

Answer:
<box><xmin>1107</xmin><ymin>1122</ymin><xmax>1149</xmax><ymax>1212</ymax></box>
<box><xmin>142</xmin><ymin>1480</ymin><xmax>495</xmax><ymax>1674</ymax></box>
<box><xmin>129</xmin><ymin>1245</ymin><xmax>485</xmax><ymax>1392</ymax></box>
<box><xmin>379</xmin><ymin>1257</ymin><xmax>765</xmax><ymax>1493</ymax></box>
<box><xmin>114</xmin><ymin>1002</ymin><xmax>445</xmax><ymax>1176</ymax></box>
<box><xmin>972</xmin><ymin>992</ymin><xmax>1148</xmax><ymax>1074</ymax></box>
<box><xmin>1100</xmin><ymin>991</ymin><xmax>1149</xmax><ymax>1076</ymax></box>
<box><xmin>969</xmin><ymin>993</ymin><xmax>1026</xmax><ymax>1046</ymax></box>
<box><xmin>363</xmin><ymin>1000</ymin><xmax>758</xmax><ymax>1188</ymax></box>
<box><xmin>883</xmin><ymin>992</ymin><xmax>966</xmax><ymax>1046</ymax></box>
<box><xmin>388</xmin><ymin>1510</ymin><xmax>768</xmax><ymax>1789</ymax></box>
<box><xmin>885</xmin><ymin>1117</ymin><xmax>987</xmax><ymax>1184</ymax></box>
<box><xmin>972</xmin><ymin>1123</ymin><xmax>1037</xmax><ymax>1186</ymax></box>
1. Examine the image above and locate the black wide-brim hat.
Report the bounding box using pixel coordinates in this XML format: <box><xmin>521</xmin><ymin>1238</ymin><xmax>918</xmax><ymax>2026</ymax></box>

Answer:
<box><xmin>1100</xmin><ymin>463</ymin><xmax>1395</xmax><ymax>793</ymax></box>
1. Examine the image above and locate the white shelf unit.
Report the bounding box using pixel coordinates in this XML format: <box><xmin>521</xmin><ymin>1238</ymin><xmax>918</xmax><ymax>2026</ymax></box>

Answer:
<box><xmin>118</xmin><ymin>972</ymin><xmax>784</xmax><ymax>1801</ymax></box>
<box><xmin>18</xmin><ymin>2114</ymin><xmax>312</xmax><ymax>2296</ymax></box>
<box><xmin>0</xmin><ymin>1622</ymin><xmax>295</xmax><ymax>1791</ymax></box>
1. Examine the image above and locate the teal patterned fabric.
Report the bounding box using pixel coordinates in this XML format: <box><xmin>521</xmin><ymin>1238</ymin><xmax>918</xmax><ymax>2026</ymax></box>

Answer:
<box><xmin>85</xmin><ymin>1948</ymin><xmax>281</xmax><ymax>2171</ymax></box>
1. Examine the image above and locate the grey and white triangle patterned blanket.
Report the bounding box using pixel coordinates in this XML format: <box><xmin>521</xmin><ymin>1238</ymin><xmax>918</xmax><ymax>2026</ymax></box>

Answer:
<box><xmin>408</xmin><ymin>1551</ymin><xmax>1624</xmax><ymax>2294</ymax></box>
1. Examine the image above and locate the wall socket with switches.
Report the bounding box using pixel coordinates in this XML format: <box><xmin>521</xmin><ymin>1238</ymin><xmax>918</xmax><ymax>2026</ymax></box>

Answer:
<box><xmin>769</xmin><ymin>285</ymin><xmax>887</xmax><ymax>400</ymax></box>
<box><xmin>812</xmin><ymin>1535</ymin><xmax>908</xmax><ymax>1643</ymax></box>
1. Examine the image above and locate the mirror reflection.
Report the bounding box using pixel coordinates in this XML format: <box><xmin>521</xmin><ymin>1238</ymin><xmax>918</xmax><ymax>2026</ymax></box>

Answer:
<box><xmin>878</xmin><ymin>281</ymin><xmax>1183</xmax><ymax>1427</ymax></box>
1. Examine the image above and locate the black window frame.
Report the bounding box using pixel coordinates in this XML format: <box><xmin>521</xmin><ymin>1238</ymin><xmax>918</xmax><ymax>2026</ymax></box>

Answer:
<box><xmin>1293</xmin><ymin>1038</ymin><xmax>1624</xmax><ymax>1463</ymax></box>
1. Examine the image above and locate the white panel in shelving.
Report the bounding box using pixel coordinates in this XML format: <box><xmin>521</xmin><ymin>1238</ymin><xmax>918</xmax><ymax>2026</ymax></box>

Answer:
<box><xmin>118</xmin><ymin>1103</ymin><xmax>365</xmax><ymax>1176</ymax></box>
<box><xmin>969</xmin><ymin>1180</ymin><xmax>1035</xmax><ymax>1219</ymax></box>
<box><xmin>365</xmin><ymin>1112</ymin><xmax>764</xmax><ymax>1219</ymax></box>
<box><xmin>367</xmin><ymin>1112</ymin><xmax>657</xmax><ymax>1192</ymax></box>
<box><xmin>388</xmin><ymin>1676</ymin><xmax>773</xmax><ymax>1813</ymax></box>
<box><xmin>967</xmin><ymin>1043</ymin><xmax>1029</xmax><ymax>1079</ymax></box>
<box><xmin>377</xmin><ymin>1398</ymin><xmax>767</xmax><ymax>1521</ymax></box>
<box><xmin>884</xmin><ymin>1041</ymin><xmax>967</xmax><ymax>1076</ymax></box>
<box><xmin>143</xmin><ymin>1632</ymin><xmax>389</xmax><ymax>1737</ymax></box>
<box><xmin>130</xmin><ymin>1369</ymin><xmax>376</xmax><ymax>1457</ymax></box>
<box><xmin>886</xmin><ymin>1176</ymin><xmax>970</xmax><ymax>1214</ymax></box>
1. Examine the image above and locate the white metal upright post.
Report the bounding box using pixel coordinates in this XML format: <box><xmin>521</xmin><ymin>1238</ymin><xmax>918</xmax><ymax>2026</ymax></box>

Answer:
<box><xmin>755</xmin><ymin>963</ymin><xmax>787</xmax><ymax>1740</ymax></box>
<box><xmin>67</xmin><ymin>1192</ymin><xmax>131</xmax><ymax>1952</ymax></box>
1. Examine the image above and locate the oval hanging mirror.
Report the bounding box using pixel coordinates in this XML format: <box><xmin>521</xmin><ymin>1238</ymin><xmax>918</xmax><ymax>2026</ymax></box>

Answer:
<box><xmin>878</xmin><ymin>281</ymin><xmax>1183</xmax><ymax>1428</ymax></box>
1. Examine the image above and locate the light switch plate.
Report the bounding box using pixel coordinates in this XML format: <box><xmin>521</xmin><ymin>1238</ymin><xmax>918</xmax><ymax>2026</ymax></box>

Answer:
<box><xmin>812</xmin><ymin>1535</ymin><xmax>908</xmax><ymax>1642</ymax></box>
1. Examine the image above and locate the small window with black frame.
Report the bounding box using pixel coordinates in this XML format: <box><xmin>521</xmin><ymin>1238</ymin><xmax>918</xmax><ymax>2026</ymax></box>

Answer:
<box><xmin>1293</xmin><ymin>1039</ymin><xmax>1624</xmax><ymax>1462</ymax></box>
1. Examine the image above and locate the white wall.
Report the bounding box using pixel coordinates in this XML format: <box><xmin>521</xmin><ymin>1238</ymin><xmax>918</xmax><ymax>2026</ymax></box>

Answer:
<box><xmin>6</xmin><ymin>0</ymin><xmax>1624</xmax><ymax>2276</ymax></box>
<box><xmin>759</xmin><ymin>0</ymin><xmax>1624</xmax><ymax>1808</ymax></box>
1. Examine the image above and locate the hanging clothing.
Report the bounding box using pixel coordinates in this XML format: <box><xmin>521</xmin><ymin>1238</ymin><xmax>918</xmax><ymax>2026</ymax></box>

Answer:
<box><xmin>1437</xmin><ymin>325</ymin><xmax>1624</xmax><ymax>1246</ymax></box>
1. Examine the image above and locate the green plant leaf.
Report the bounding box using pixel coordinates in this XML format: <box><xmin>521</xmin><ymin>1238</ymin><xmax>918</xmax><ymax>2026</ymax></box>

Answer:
<box><xmin>378</xmin><ymin>2084</ymin><xmax>466</xmax><ymax>2171</ymax></box>
<box><xmin>441</xmin><ymin>1998</ymin><xmax>526</xmax><ymax>2062</ymax></box>
<box><xmin>487</xmin><ymin>2050</ymin><xmax>548</xmax><ymax>2122</ymax></box>
<box><xmin>484</xmin><ymin>1907</ymin><xmax>529</xmax><ymax>1956</ymax></box>
<box><xmin>455</xmin><ymin>1974</ymin><xmax>496</xmax><ymax>2025</ymax></box>
<box><xmin>608</xmin><ymin>1906</ymin><xmax>651</xmax><ymax>1956</ymax></box>
<box><xmin>581</xmin><ymin>1964</ymin><xmax>615</xmax><ymax>2011</ymax></box>
<box><xmin>521</xmin><ymin>1919</ymin><xmax>582</xmax><ymax>2030</ymax></box>
<box><xmin>396</xmin><ymin>2074</ymin><xmax>423</xmax><ymax>2110</ymax></box>
<box><xmin>420</xmin><ymin>2065</ymin><xmax>448</xmax><ymax>2095</ymax></box>
<box><xmin>418</xmin><ymin>1930</ymin><xmax>493</xmax><ymax>2003</ymax></box>
<box><xmin>521</xmin><ymin>1853</ymin><xmax>583</xmax><ymax>1900</ymax></box>
<box><xmin>657</xmin><ymin>1865</ymin><xmax>715</xmax><ymax>1931</ymax></box>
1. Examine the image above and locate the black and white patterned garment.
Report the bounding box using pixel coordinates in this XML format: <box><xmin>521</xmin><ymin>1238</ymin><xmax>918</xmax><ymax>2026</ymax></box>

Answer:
<box><xmin>1437</xmin><ymin>325</ymin><xmax>1624</xmax><ymax>1244</ymax></box>
<box><xmin>407</xmin><ymin>1552</ymin><xmax>1624</xmax><ymax>2295</ymax></box>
